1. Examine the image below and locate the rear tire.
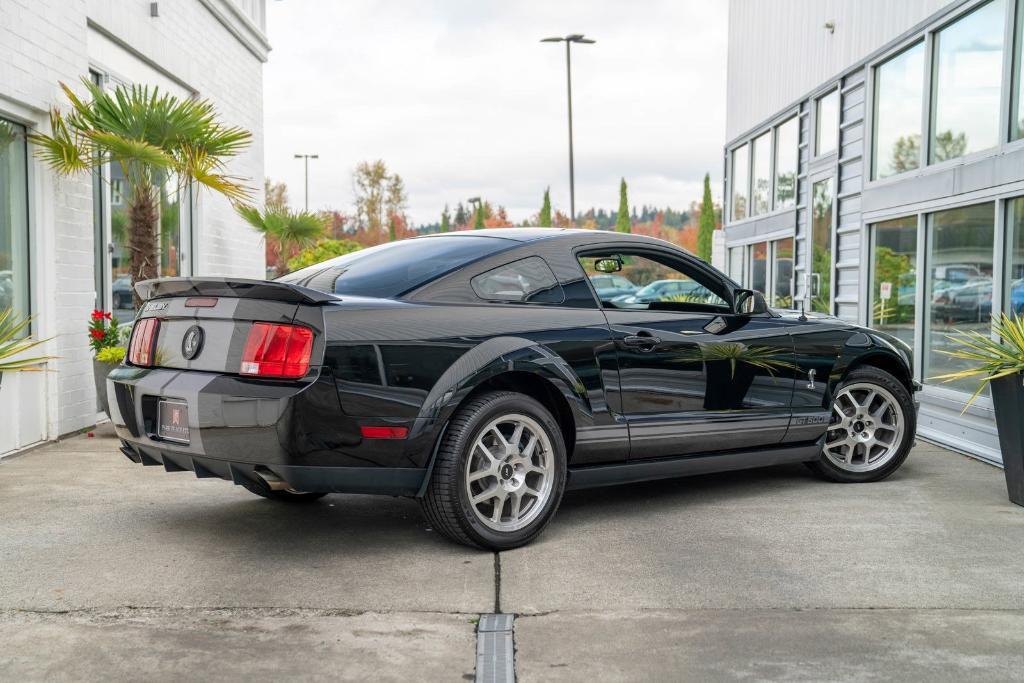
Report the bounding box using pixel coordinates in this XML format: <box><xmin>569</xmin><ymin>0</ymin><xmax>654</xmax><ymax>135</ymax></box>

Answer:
<box><xmin>421</xmin><ymin>391</ymin><xmax>567</xmax><ymax>550</ymax></box>
<box><xmin>807</xmin><ymin>366</ymin><xmax>915</xmax><ymax>483</ymax></box>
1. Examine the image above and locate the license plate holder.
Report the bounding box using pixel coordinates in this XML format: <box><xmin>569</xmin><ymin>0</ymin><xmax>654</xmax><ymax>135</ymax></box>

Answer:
<box><xmin>157</xmin><ymin>399</ymin><xmax>190</xmax><ymax>444</ymax></box>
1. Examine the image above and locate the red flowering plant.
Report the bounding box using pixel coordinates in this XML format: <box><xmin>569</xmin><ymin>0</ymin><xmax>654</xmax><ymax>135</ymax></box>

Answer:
<box><xmin>87</xmin><ymin>309</ymin><xmax>121</xmax><ymax>355</ymax></box>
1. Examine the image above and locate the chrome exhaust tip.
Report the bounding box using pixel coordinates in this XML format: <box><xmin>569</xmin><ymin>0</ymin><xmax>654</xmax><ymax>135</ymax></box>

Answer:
<box><xmin>253</xmin><ymin>467</ymin><xmax>291</xmax><ymax>491</ymax></box>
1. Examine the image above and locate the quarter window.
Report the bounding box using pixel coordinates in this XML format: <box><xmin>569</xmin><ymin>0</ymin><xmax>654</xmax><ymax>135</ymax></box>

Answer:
<box><xmin>930</xmin><ymin>0</ymin><xmax>1006</xmax><ymax>163</ymax></box>
<box><xmin>471</xmin><ymin>256</ymin><xmax>564</xmax><ymax>304</ymax></box>
<box><xmin>873</xmin><ymin>41</ymin><xmax>925</xmax><ymax>179</ymax></box>
<box><xmin>0</xmin><ymin>117</ymin><xmax>29</xmax><ymax>328</ymax></box>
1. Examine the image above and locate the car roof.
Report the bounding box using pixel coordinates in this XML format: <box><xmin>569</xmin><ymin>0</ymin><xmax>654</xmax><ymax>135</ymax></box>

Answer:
<box><xmin>417</xmin><ymin>227</ymin><xmax>694</xmax><ymax>252</ymax></box>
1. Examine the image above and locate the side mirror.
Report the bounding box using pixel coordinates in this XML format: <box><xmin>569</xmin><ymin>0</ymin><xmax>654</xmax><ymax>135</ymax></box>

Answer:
<box><xmin>593</xmin><ymin>258</ymin><xmax>623</xmax><ymax>273</ymax></box>
<box><xmin>734</xmin><ymin>289</ymin><xmax>768</xmax><ymax>315</ymax></box>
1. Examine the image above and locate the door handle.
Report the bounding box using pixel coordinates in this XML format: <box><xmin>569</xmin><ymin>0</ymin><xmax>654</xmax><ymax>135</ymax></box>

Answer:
<box><xmin>622</xmin><ymin>333</ymin><xmax>662</xmax><ymax>349</ymax></box>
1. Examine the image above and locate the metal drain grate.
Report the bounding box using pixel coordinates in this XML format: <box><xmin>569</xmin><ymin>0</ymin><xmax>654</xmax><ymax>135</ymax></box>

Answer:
<box><xmin>476</xmin><ymin>613</ymin><xmax>514</xmax><ymax>683</ymax></box>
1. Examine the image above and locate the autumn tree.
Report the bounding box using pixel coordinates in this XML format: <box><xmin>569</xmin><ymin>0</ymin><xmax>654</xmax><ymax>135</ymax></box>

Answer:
<box><xmin>352</xmin><ymin>160</ymin><xmax>407</xmax><ymax>242</ymax></box>
<box><xmin>539</xmin><ymin>187</ymin><xmax>552</xmax><ymax>227</ymax></box>
<box><xmin>440</xmin><ymin>204</ymin><xmax>451</xmax><ymax>232</ymax></box>
<box><xmin>264</xmin><ymin>178</ymin><xmax>289</xmax><ymax>209</ymax></box>
<box><xmin>697</xmin><ymin>173</ymin><xmax>714</xmax><ymax>261</ymax></box>
<box><xmin>615</xmin><ymin>178</ymin><xmax>631</xmax><ymax>233</ymax></box>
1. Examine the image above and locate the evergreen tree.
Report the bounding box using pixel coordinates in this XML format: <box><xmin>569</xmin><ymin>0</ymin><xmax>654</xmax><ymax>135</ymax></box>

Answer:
<box><xmin>697</xmin><ymin>173</ymin><xmax>715</xmax><ymax>261</ymax></box>
<box><xmin>454</xmin><ymin>202</ymin><xmax>467</xmax><ymax>228</ymax></box>
<box><xmin>615</xmin><ymin>178</ymin><xmax>631</xmax><ymax>233</ymax></box>
<box><xmin>388</xmin><ymin>215</ymin><xmax>397</xmax><ymax>242</ymax></box>
<box><xmin>539</xmin><ymin>187</ymin><xmax>552</xmax><ymax>227</ymax></box>
<box><xmin>440</xmin><ymin>204</ymin><xmax>451</xmax><ymax>233</ymax></box>
<box><xmin>474</xmin><ymin>202</ymin><xmax>485</xmax><ymax>229</ymax></box>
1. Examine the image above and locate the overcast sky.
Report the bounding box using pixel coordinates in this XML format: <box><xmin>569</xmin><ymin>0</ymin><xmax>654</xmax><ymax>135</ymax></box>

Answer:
<box><xmin>263</xmin><ymin>1</ymin><xmax>728</xmax><ymax>225</ymax></box>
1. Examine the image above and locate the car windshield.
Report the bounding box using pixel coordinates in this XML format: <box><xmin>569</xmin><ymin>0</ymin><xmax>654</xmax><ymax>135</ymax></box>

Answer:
<box><xmin>277</xmin><ymin>235</ymin><xmax>511</xmax><ymax>297</ymax></box>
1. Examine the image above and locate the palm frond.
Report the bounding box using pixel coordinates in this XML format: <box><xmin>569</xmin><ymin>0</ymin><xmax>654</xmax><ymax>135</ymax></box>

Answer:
<box><xmin>0</xmin><ymin>309</ymin><xmax>55</xmax><ymax>373</ymax></box>
<box><xmin>934</xmin><ymin>313</ymin><xmax>1024</xmax><ymax>409</ymax></box>
<box><xmin>87</xmin><ymin>130</ymin><xmax>173</xmax><ymax>169</ymax></box>
<box><xmin>27</xmin><ymin>108</ymin><xmax>92</xmax><ymax>175</ymax></box>
<box><xmin>236</xmin><ymin>205</ymin><xmax>328</xmax><ymax>248</ymax></box>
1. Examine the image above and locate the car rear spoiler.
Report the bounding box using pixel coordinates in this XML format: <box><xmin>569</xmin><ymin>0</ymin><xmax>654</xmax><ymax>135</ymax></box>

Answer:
<box><xmin>135</xmin><ymin>277</ymin><xmax>340</xmax><ymax>305</ymax></box>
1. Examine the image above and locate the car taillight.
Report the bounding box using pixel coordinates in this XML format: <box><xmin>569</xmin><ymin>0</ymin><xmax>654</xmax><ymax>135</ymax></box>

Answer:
<box><xmin>128</xmin><ymin>318</ymin><xmax>160</xmax><ymax>367</ymax></box>
<box><xmin>240</xmin><ymin>322</ymin><xmax>313</xmax><ymax>379</ymax></box>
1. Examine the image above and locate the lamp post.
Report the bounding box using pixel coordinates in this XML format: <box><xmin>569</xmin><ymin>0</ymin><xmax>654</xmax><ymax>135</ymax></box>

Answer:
<box><xmin>293</xmin><ymin>153</ymin><xmax>318</xmax><ymax>211</ymax></box>
<box><xmin>541</xmin><ymin>33</ymin><xmax>594</xmax><ymax>226</ymax></box>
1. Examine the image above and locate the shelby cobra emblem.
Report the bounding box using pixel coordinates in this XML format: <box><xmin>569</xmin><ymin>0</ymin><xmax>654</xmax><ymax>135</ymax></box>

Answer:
<box><xmin>181</xmin><ymin>325</ymin><xmax>204</xmax><ymax>360</ymax></box>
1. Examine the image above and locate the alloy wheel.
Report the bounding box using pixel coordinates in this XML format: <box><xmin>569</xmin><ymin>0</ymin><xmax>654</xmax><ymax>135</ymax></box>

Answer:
<box><xmin>464</xmin><ymin>413</ymin><xmax>555</xmax><ymax>532</ymax></box>
<box><xmin>824</xmin><ymin>382</ymin><xmax>905</xmax><ymax>473</ymax></box>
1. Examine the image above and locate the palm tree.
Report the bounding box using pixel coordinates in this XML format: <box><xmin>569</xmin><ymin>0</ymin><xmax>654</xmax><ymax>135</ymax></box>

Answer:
<box><xmin>29</xmin><ymin>79</ymin><xmax>252</xmax><ymax>307</ymax></box>
<box><xmin>237</xmin><ymin>204</ymin><xmax>329</xmax><ymax>274</ymax></box>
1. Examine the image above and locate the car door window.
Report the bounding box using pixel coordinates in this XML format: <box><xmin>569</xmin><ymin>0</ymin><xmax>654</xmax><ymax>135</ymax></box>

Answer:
<box><xmin>471</xmin><ymin>256</ymin><xmax>564</xmax><ymax>304</ymax></box>
<box><xmin>576</xmin><ymin>251</ymin><xmax>729</xmax><ymax>313</ymax></box>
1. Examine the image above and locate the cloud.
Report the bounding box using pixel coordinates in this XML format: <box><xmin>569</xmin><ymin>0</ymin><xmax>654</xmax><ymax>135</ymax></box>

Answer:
<box><xmin>264</xmin><ymin>0</ymin><xmax>727</xmax><ymax>223</ymax></box>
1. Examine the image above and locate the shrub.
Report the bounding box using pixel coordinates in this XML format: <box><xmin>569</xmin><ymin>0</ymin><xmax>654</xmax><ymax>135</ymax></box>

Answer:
<box><xmin>286</xmin><ymin>239</ymin><xmax>363</xmax><ymax>273</ymax></box>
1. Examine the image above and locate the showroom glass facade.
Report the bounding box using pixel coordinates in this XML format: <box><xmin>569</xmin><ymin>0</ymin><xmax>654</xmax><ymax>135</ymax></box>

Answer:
<box><xmin>0</xmin><ymin>117</ymin><xmax>29</xmax><ymax>330</ymax></box>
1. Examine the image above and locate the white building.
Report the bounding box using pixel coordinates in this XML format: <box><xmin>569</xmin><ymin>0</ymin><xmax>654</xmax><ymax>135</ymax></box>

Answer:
<box><xmin>722</xmin><ymin>0</ymin><xmax>1024</xmax><ymax>465</ymax></box>
<box><xmin>0</xmin><ymin>0</ymin><xmax>269</xmax><ymax>456</ymax></box>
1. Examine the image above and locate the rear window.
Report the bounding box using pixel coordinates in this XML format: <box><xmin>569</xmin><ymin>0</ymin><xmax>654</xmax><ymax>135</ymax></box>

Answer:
<box><xmin>277</xmin><ymin>235</ymin><xmax>510</xmax><ymax>298</ymax></box>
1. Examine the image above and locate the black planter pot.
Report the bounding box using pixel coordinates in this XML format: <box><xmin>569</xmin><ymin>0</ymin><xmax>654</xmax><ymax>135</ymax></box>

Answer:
<box><xmin>93</xmin><ymin>359</ymin><xmax>118</xmax><ymax>418</ymax></box>
<box><xmin>989</xmin><ymin>372</ymin><xmax>1024</xmax><ymax>507</ymax></box>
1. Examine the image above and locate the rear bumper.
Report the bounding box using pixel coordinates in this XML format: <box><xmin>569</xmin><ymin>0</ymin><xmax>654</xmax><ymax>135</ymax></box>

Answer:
<box><xmin>107</xmin><ymin>365</ymin><xmax>432</xmax><ymax>496</ymax></box>
<box><xmin>117</xmin><ymin>440</ymin><xmax>425</xmax><ymax>496</ymax></box>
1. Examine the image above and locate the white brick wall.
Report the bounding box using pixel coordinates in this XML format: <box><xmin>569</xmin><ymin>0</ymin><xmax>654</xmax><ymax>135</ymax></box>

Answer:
<box><xmin>0</xmin><ymin>0</ymin><xmax>267</xmax><ymax>453</ymax></box>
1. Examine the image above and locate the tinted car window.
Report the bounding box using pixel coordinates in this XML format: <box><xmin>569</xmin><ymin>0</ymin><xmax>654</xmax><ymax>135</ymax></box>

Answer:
<box><xmin>576</xmin><ymin>251</ymin><xmax>729</xmax><ymax>312</ymax></box>
<box><xmin>471</xmin><ymin>256</ymin><xmax>564</xmax><ymax>304</ymax></box>
<box><xmin>278</xmin><ymin>236</ymin><xmax>509</xmax><ymax>298</ymax></box>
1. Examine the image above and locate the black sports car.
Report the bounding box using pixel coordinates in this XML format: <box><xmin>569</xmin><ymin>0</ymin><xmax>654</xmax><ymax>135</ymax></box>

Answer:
<box><xmin>110</xmin><ymin>229</ymin><xmax>918</xmax><ymax>549</ymax></box>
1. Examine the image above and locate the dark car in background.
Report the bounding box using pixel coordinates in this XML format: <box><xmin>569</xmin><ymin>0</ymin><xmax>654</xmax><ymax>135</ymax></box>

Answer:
<box><xmin>109</xmin><ymin>229</ymin><xmax>918</xmax><ymax>549</ymax></box>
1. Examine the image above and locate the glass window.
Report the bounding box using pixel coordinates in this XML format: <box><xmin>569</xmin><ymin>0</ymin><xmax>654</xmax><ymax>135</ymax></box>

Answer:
<box><xmin>751</xmin><ymin>131</ymin><xmax>771</xmax><ymax>216</ymax></box>
<box><xmin>871</xmin><ymin>217</ymin><xmax>918</xmax><ymax>350</ymax></box>
<box><xmin>873</xmin><ymin>42</ymin><xmax>925</xmax><ymax>179</ymax></box>
<box><xmin>925</xmin><ymin>203</ymin><xmax>994</xmax><ymax>395</ymax></box>
<box><xmin>731</xmin><ymin>144</ymin><xmax>748</xmax><ymax>221</ymax></box>
<box><xmin>728</xmin><ymin>245</ymin><xmax>744</xmax><ymax>284</ymax></box>
<box><xmin>1006</xmin><ymin>198</ymin><xmax>1024</xmax><ymax>315</ymax></box>
<box><xmin>772</xmin><ymin>237</ymin><xmax>794</xmax><ymax>307</ymax></box>
<box><xmin>750</xmin><ymin>242</ymin><xmax>768</xmax><ymax>295</ymax></box>
<box><xmin>109</xmin><ymin>163</ymin><xmax>133</xmax><ymax>320</ymax></box>
<box><xmin>0</xmin><ymin>117</ymin><xmax>29</xmax><ymax>326</ymax></box>
<box><xmin>471</xmin><ymin>256</ymin><xmax>564</xmax><ymax>304</ymax></box>
<box><xmin>1012</xmin><ymin>0</ymin><xmax>1024</xmax><ymax>140</ymax></box>
<box><xmin>810</xmin><ymin>178</ymin><xmax>834</xmax><ymax>313</ymax></box>
<box><xmin>90</xmin><ymin>71</ymin><xmax>105</xmax><ymax>311</ymax></box>
<box><xmin>576</xmin><ymin>251</ymin><xmax>729</xmax><ymax>312</ymax></box>
<box><xmin>815</xmin><ymin>89</ymin><xmax>839</xmax><ymax>156</ymax></box>
<box><xmin>279</xmin><ymin>235</ymin><xmax>509</xmax><ymax>297</ymax></box>
<box><xmin>931</xmin><ymin>0</ymin><xmax>1006</xmax><ymax>163</ymax></box>
<box><xmin>774</xmin><ymin>117</ymin><xmax>798</xmax><ymax>209</ymax></box>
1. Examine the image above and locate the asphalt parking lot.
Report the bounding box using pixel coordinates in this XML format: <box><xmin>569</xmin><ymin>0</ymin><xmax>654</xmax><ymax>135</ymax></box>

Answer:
<box><xmin>1</xmin><ymin>426</ymin><xmax>1023</xmax><ymax>681</ymax></box>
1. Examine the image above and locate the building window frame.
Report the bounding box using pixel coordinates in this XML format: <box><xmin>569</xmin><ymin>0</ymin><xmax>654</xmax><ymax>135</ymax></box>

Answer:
<box><xmin>864</xmin><ymin>0</ymin><xmax>1023</xmax><ymax>191</ymax></box>
<box><xmin>0</xmin><ymin>114</ymin><xmax>32</xmax><ymax>332</ymax></box>
<box><xmin>813</xmin><ymin>87</ymin><xmax>840</xmax><ymax>158</ymax></box>
<box><xmin>725</xmin><ymin>108</ymin><xmax>801</xmax><ymax>227</ymax></box>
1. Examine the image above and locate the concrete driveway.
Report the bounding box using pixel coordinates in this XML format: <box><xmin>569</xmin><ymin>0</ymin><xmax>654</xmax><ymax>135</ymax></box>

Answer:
<box><xmin>1</xmin><ymin>427</ymin><xmax>1022</xmax><ymax>681</ymax></box>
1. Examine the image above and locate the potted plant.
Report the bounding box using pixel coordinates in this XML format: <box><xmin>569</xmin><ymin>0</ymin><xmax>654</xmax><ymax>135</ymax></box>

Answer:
<box><xmin>0</xmin><ymin>308</ymin><xmax>53</xmax><ymax>388</ymax></box>
<box><xmin>89</xmin><ymin>309</ymin><xmax>123</xmax><ymax>417</ymax></box>
<box><xmin>936</xmin><ymin>313</ymin><xmax>1024</xmax><ymax>506</ymax></box>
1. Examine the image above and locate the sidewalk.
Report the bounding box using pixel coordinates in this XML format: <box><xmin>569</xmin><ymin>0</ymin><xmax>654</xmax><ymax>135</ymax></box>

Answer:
<box><xmin>1</xmin><ymin>427</ymin><xmax>1021</xmax><ymax>681</ymax></box>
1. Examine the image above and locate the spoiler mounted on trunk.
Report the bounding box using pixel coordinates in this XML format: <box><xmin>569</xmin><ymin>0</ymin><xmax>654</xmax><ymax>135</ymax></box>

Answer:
<box><xmin>134</xmin><ymin>277</ymin><xmax>339</xmax><ymax>305</ymax></box>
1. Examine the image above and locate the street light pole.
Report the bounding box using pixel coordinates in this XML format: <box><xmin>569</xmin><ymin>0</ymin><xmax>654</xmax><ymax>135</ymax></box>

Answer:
<box><xmin>541</xmin><ymin>34</ymin><xmax>594</xmax><ymax>226</ymax></box>
<box><xmin>293</xmin><ymin>153</ymin><xmax>319</xmax><ymax>211</ymax></box>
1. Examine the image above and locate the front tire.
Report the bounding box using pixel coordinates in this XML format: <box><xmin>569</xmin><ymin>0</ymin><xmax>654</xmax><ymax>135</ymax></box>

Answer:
<box><xmin>807</xmin><ymin>366</ymin><xmax>916</xmax><ymax>483</ymax></box>
<box><xmin>421</xmin><ymin>391</ymin><xmax>567</xmax><ymax>550</ymax></box>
